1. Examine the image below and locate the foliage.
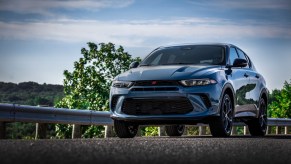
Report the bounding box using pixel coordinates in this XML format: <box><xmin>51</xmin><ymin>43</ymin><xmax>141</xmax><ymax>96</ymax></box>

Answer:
<box><xmin>185</xmin><ymin>127</ymin><xmax>199</xmax><ymax>136</ymax></box>
<box><xmin>144</xmin><ymin>127</ymin><xmax>159</xmax><ymax>136</ymax></box>
<box><xmin>55</xmin><ymin>42</ymin><xmax>141</xmax><ymax>138</ymax></box>
<box><xmin>268</xmin><ymin>80</ymin><xmax>291</xmax><ymax>118</ymax></box>
<box><xmin>5</xmin><ymin>122</ymin><xmax>35</xmax><ymax>139</ymax></box>
<box><xmin>0</xmin><ymin>81</ymin><xmax>64</xmax><ymax>106</ymax></box>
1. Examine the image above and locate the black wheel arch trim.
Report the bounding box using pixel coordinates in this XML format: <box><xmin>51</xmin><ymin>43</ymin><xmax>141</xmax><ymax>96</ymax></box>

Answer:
<box><xmin>219</xmin><ymin>83</ymin><xmax>236</xmax><ymax>115</ymax></box>
<box><xmin>259</xmin><ymin>88</ymin><xmax>269</xmax><ymax>105</ymax></box>
<box><xmin>257</xmin><ymin>87</ymin><xmax>268</xmax><ymax>118</ymax></box>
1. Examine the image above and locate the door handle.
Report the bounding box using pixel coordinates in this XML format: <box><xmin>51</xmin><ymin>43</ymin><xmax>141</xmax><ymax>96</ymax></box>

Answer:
<box><xmin>255</xmin><ymin>74</ymin><xmax>260</xmax><ymax>79</ymax></box>
<box><xmin>244</xmin><ymin>73</ymin><xmax>249</xmax><ymax>78</ymax></box>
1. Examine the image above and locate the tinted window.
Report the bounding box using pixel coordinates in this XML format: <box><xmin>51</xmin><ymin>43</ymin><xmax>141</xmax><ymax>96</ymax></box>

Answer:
<box><xmin>141</xmin><ymin>46</ymin><xmax>225</xmax><ymax>66</ymax></box>
<box><xmin>237</xmin><ymin>49</ymin><xmax>249</xmax><ymax>67</ymax></box>
<box><xmin>246</xmin><ymin>55</ymin><xmax>256</xmax><ymax>70</ymax></box>
<box><xmin>229</xmin><ymin>47</ymin><xmax>239</xmax><ymax>65</ymax></box>
<box><xmin>237</xmin><ymin>49</ymin><xmax>247</xmax><ymax>60</ymax></box>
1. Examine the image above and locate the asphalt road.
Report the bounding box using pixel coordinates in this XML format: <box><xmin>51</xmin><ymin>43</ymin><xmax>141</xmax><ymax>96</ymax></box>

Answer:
<box><xmin>0</xmin><ymin>135</ymin><xmax>290</xmax><ymax>164</ymax></box>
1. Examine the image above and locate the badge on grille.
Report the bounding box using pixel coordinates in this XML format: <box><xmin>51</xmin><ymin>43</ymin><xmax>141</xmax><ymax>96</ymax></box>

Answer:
<box><xmin>151</xmin><ymin>81</ymin><xmax>157</xmax><ymax>85</ymax></box>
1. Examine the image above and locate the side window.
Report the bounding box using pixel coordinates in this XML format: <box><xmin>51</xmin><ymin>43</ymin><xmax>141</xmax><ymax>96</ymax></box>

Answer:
<box><xmin>229</xmin><ymin>47</ymin><xmax>239</xmax><ymax>65</ymax></box>
<box><xmin>236</xmin><ymin>48</ymin><xmax>250</xmax><ymax>67</ymax></box>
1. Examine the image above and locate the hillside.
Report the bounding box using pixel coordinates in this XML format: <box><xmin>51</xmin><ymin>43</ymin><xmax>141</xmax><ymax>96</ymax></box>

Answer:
<box><xmin>0</xmin><ymin>81</ymin><xmax>64</xmax><ymax>106</ymax></box>
<box><xmin>0</xmin><ymin>81</ymin><xmax>64</xmax><ymax>139</ymax></box>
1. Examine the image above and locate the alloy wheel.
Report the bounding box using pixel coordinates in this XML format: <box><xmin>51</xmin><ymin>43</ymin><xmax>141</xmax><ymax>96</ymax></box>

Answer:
<box><xmin>222</xmin><ymin>96</ymin><xmax>233</xmax><ymax>134</ymax></box>
<box><xmin>259</xmin><ymin>99</ymin><xmax>267</xmax><ymax>132</ymax></box>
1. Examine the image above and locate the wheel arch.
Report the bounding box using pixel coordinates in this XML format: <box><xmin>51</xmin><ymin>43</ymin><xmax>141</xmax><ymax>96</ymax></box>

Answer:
<box><xmin>260</xmin><ymin>88</ymin><xmax>269</xmax><ymax>107</ymax></box>
<box><xmin>220</xmin><ymin>83</ymin><xmax>236</xmax><ymax>113</ymax></box>
<box><xmin>251</xmin><ymin>88</ymin><xmax>268</xmax><ymax>119</ymax></box>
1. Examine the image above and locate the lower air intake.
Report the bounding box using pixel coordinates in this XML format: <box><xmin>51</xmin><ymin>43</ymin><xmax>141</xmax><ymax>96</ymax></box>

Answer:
<box><xmin>122</xmin><ymin>97</ymin><xmax>193</xmax><ymax>115</ymax></box>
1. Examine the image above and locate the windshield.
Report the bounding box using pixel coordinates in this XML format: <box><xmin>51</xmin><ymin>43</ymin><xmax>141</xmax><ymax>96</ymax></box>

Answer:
<box><xmin>140</xmin><ymin>45</ymin><xmax>225</xmax><ymax>66</ymax></box>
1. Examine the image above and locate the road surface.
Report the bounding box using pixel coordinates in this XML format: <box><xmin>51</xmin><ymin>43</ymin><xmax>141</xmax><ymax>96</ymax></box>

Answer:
<box><xmin>0</xmin><ymin>135</ymin><xmax>290</xmax><ymax>164</ymax></box>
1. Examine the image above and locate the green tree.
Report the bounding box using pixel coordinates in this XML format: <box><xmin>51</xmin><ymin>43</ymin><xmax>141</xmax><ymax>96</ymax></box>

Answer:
<box><xmin>55</xmin><ymin>42</ymin><xmax>141</xmax><ymax>138</ymax></box>
<box><xmin>268</xmin><ymin>80</ymin><xmax>291</xmax><ymax>118</ymax></box>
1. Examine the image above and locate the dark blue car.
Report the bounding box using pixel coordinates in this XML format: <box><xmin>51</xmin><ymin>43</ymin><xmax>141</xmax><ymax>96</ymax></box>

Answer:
<box><xmin>110</xmin><ymin>43</ymin><xmax>268</xmax><ymax>138</ymax></box>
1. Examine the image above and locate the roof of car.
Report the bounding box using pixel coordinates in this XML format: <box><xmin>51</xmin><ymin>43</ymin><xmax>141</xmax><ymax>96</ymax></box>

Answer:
<box><xmin>158</xmin><ymin>43</ymin><xmax>236</xmax><ymax>49</ymax></box>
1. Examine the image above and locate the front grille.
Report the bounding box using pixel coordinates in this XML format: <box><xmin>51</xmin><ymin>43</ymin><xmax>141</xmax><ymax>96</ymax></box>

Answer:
<box><xmin>122</xmin><ymin>97</ymin><xmax>193</xmax><ymax>115</ymax></box>
<box><xmin>134</xmin><ymin>80</ymin><xmax>179</xmax><ymax>86</ymax></box>
<box><xmin>130</xmin><ymin>87</ymin><xmax>179</xmax><ymax>92</ymax></box>
<box><xmin>111</xmin><ymin>95</ymin><xmax>120</xmax><ymax>109</ymax></box>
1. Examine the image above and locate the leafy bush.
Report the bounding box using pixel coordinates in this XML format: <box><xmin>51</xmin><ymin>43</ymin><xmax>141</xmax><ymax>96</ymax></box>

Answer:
<box><xmin>144</xmin><ymin>127</ymin><xmax>159</xmax><ymax>136</ymax></box>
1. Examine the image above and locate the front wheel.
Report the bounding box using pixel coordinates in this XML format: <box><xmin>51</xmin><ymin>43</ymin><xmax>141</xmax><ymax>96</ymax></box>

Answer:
<box><xmin>209</xmin><ymin>93</ymin><xmax>233</xmax><ymax>137</ymax></box>
<box><xmin>247</xmin><ymin>98</ymin><xmax>267</xmax><ymax>136</ymax></box>
<box><xmin>114</xmin><ymin>120</ymin><xmax>139</xmax><ymax>138</ymax></box>
<box><xmin>165</xmin><ymin>125</ymin><xmax>185</xmax><ymax>136</ymax></box>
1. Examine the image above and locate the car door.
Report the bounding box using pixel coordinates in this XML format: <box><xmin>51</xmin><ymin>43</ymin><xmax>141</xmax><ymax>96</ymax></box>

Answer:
<box><xmin>236</xmin><ymin>48</ymin><xmax>258</xmax><ymax>117</ymax></box>
<box><xmin>246</xmin><ymin>55</ymin><xmax>264</xmax><ymax>111</ymax></box>
<box><xmin>227</xmin><ymin>47</ymin><xmax>251</xmax><ymax>116</ymax></box>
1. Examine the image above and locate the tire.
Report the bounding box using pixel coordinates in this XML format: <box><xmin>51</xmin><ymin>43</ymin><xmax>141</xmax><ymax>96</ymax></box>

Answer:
<box><xmin>209</xmin><ymin>93</ymin><xmax>233</xmax><ymax>137</ymax></box>
<box><xmin>165</xmin><ymin>125</ymin><xmax>185</xmax><ymax>136</ymax></box>
<box><xmin>114</xmin><ymin>120</ymin><xmax>139</xmax><ymax>138</ymax></box>
<box><xmin>247</xmin><ymin>98</ymin><xmax>267</xmax><ymax>136</ymax></box>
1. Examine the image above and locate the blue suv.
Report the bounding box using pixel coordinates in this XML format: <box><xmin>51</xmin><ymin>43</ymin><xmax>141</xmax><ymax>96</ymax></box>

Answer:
<box><xmin>110</xmin><ymin>43</ymin><xmax>268</xmax><ymax>138</ymax></box>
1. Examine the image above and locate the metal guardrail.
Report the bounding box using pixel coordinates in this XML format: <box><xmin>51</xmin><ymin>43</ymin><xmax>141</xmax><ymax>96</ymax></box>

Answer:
<box><xmin>267</xmin><ymin>118</ymin><xmax>291</xmax><ymax>126</ymax></box>
<box><xmin>0</xmin><ymin>103</ymin><xmax>113</xmax><ymax>125</ymax></box>
<box><xmin>0</xmin><ymin>103</ymin><xmax>290</xmax><ymax>139</ymax></box>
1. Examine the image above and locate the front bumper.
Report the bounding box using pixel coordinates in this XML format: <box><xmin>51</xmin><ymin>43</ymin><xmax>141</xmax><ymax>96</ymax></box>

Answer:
<box><xmin>110</xmin><ymin>84</ymin><xmax>222</xmax><ymax>125</ymax></box>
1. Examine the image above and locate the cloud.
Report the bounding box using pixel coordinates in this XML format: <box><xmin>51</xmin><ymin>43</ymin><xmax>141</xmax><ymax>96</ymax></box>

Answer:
<box><xmin>0</xmin><ymin>18</ymin><xmax>290</xmax><ymax>47</ymax></box>
<box><xmin>188</xmin><ymin>0</ymin><xmax>291</xmax><ymax>10</ymax></box>
<box><xmin>0</xmin><ymin>0</ymin><xmax>134</xmax><ymax>15</ymax></box>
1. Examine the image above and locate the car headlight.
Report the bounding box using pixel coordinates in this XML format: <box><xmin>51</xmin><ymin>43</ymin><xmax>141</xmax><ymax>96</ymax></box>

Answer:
<box><xmin>180</xmin><ymin>79</ymin><xmax>217</xmax><ymax>87</ymax></box>
<box><xmin>112</xmin><ymin>81</ymin><xmax>133</xmax><ymax>88</ymax></box>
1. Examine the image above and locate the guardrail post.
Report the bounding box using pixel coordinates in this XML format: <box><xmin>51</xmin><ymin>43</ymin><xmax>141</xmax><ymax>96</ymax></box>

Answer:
<box><xmin>35</xmin><ymin>123</ymin><xmax>47</xmax><ymax>139</ymax></box>
<box><xmin>284</xmin><ymin>126</ymin><xmax>289</xmax><ymax>135</ymax></box>
<box><xmin>267</xmin><ymin>126</ymin><xmax>272</xmax><ymax>134</ymax></box>
<box><xmin>158</xmin><ymin>126</ymin><xmax>166</xmax><ymax>136</ymax></box>
<box><xmin>105</xmin><ymin>125</ymin><xmax>114</xmax><ymax>138</ymax></box>
<box><xmin>136</xmin><ymin>127</ymin><xmax>142</xmax><ymax>137</ymax></box>
<box><xmin>231</xmin><ymin>126</ymin><xmax>237</xmax><ymax>135</ymax></box>
<box><xmin>199</xmin><ymin>126</ymin><xmax>206</xmax><ymax>136</ymax></box>
<box><xmin>244</xmin><ymin>126</ymin><xmax>249</xmax><ymax>135</ymax></box>
<box><xmin>72</xmin><ymin>124</ymin><xmax>81</xmax><ymax>139</ymax></box>
<box><xmin>0</xmin><ymin>122</ymin><xmax>6</xmax><ymax>139</ymax></box>
<box><xmin>183</xmin><ymin>126</ymin><xmax>188</xmax><ymax>136</ymax></box>
<box><xmin>276</xmin><ymin>126</ymin><xmax>281</xmax><ymax>135</ymax></box>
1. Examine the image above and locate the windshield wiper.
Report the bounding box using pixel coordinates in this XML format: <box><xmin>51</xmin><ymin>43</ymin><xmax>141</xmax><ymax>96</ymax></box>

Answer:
<box><xmin>139</xmin><ymin>64</ymin><xmax>152</xmax><ymax>66</ymax></box>
<box><xmin>161</xmin><ymin>62</ymin><xmax>193</xmax><ymax>65</ymax></box>
<box><xmin>140</xmin><ymin>63</ymin><xmax>194</xmax><ymax>66</ymax></box>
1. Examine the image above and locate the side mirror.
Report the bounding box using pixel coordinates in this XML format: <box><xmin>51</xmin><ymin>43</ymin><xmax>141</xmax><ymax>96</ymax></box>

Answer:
<box><xmin>129</xmin><ymin>61</ymin><xmax>139</xmax><ymax>69</ymax></box>
<box><xmin>232</xmin><ymin>58</ymin><xmax>247</xmax><ymax>67</ymax></box>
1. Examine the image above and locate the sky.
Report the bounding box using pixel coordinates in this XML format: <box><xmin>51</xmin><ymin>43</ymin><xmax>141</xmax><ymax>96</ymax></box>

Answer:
<box><xmin>0</xmin><ymin>0</ymin><xmax>290</xmax><ymax>91</ymax></box>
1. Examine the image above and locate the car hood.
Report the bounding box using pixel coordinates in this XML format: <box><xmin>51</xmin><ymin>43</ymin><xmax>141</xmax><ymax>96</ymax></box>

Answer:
<box><xmin>117</xmin><ymin>65</ymin><xmax>222</xmax><ymax>81</ymax></box>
